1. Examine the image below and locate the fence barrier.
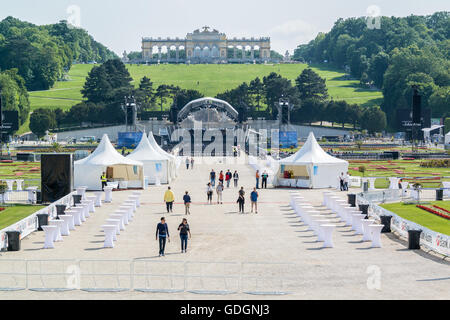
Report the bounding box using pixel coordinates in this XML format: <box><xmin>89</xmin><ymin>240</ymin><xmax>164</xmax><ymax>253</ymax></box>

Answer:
<box><xmin>0</xmin><ymin>259</ymin><xmax>302</xmax><ymax>295</ymax></box>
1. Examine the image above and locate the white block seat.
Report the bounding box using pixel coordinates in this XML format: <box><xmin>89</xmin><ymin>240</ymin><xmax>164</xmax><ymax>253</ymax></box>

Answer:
<box><xmin>309</xmin><ymin>215</ymin><xmax>327</xmax><ymax>234</ymax></box>
<box><xmin>344</xmin><ymin>209</ymin><xmax>360</xmax><ymax>226</ymax></box>
<box><xmin>85</xmin><ymin>197</ymin><xmax>97</xmax><ymax>212</ymax></box>
<box><xmin>123</xmin><ymin>200</ymin><xmax>137</xmax><ymax>212</ymax></box>
<box><xmin>61</xmin><ymin>214</ymin><xmax>75</xmax><ymax>231</ymax></box>
<box><xmin>66</xmin><ymin>208</ymin><xmax>82</xmax><ymax>226</ymax></box>
<box><xmin>368</xmin><ymin>224</ymin><xmax>384</xmax><ymax>248</ymax></box>
<box><xmin>313</xmin><ymin>219</ymin><xmax>331</xmax><ymax>241</ymax></box>
<box><xmin>361</xmin><ymin>219</ymin><xmax>376</xmax><ymax>241</ymax></box>
<box><xmin>129</xmin><ymin>195</ymin><xmax>140</xmax><ymax>207</ymax></box>
<box><xmin>42</xmin><ymin>225</ymin><xmax>57</xmax><ymax>249</ymax></box>
<box><xmin>49</xmin><ymin>220</ymin><xmax>64</xmax><ymax>242</ymax></box>
<box><xmin>58</xmin><ymin>215</ymin><xmax>72</xmax><ymax>236</ymax></box>
<box><xmin>76</xmin><ymin>186</ymin><xmax>88</xmax><ymax>200</ymax></box>
<box><xmin>319</xmin><ymin>224</ymin><xmax>336</xmax><ymax>248</ymax></box>
<box><xmin>337</xmin><ymin>205</ymin><xmax>352</xmax><ymax>220</ymax></box>
<box><xmin>132</xmin><ymin>191</ymin><xmax>142</xmax><ymax>196</ymax></box>
<box><xmin>78</xmin><ymin>203</ymin><xmax>90</xmax><ymax>218</ymax></box>
<box><xmin>119</xmin><ymin>205</ymin><xmax>134</xmax><ymax>220</ymax></box>
<box><xmin>351</xmin><ymin>214</ymin><xmax>364</xmax><ymax>235</ymax></box>
<box><xmin>102</xmin><ymin>225</ymin><xmax>116</xmax><ymax>248</ymax></box>
<box><xmin>105</xmin><ymin>219</ymin><xmax>121</xmax><ymax>236</ymax></box>
<box><xmin>115</xmin><ymin>210</ymin><xmax>129</xmax><ymax>225</ymax></box>
<box><xmin>104</xmin><ymin>186</ymin><xmax>113</xmax><ymax>203</ymax></box>
<box><xmin>94</xmin><ymin>192</ymin><xmax>103</xmax><ymax>207</ymax></box>
<box><xmin>110</xmin><ymin>214</ymin><xmax>126</xmax><ymax>231</ymax></box>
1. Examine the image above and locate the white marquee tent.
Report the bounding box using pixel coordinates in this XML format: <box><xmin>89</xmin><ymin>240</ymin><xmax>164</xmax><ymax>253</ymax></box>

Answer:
<box><xmin>445</xmin><ymin>131</ymin><xmax>450</xmax><ymax>145</ymax></box>
<box><xmin>127</xmin><ymin>133</ymin><xmax>172</xmax><ymax>184</ymax></box>
<box><xmin>273</xmin><ymin>132</ymin><xmax>349</xmax><ymax>189</ymax></box>
<box><xmin>148</xmin><ymin>132</ymin><xmax>178</xmax><ymax>180</ymax></box>
<box><xmin>74</xmin><ymin>134</ymin><xmax>144</xmax><ymax>190</ymax></box>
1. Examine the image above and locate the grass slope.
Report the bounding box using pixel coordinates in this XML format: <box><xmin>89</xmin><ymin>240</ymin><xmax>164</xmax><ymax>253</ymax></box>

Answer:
<box><xmin>22</xmin><ymin>63</ymin><xmax>382</xmax><ymax>133</ymax></box>
<box><xmin>381</xmin><ymin>201</ymin><xmax>450</xmax><ymax>235</ymax></box>
<box><xmin>0</xmin><ymin>205</ymin><xmax>45</xmax><ymax>230</ymax></box>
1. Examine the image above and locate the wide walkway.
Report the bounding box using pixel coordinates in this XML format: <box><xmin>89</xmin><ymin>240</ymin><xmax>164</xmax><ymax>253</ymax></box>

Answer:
<box><xmin>0</xmin><ymin>156</ymin><xmax>449</xmax><ymax>299</ymax></box>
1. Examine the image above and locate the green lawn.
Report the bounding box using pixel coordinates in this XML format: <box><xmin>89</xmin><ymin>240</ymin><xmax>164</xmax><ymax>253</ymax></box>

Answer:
<box><xmin>0</xmin><ymin>162</ymin><xmax>41</xmax><ymax>183</ymax></box>
<box><xmin>380</xmin><ymin>201</ymin><xmax>450</xmax><ymax>235</ymax></box>
<box><xmin>20</xmin><ymin>63</ymin><xmax>383</xmax><ymax>133</ymax></box>
<box><xmin>0</xmin><ymin>205</ymin><xmax>45</xmax><ymax>230</ymax></box>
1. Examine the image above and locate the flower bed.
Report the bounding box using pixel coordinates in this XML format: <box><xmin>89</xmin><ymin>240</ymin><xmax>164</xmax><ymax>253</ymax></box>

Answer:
<box><xmin>416</xmin><ymin>205</ymin><xmax>450</xmax><ymax>220</ymax></box>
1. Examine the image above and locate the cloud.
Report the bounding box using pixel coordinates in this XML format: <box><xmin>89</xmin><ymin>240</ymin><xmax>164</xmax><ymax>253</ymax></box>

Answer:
<box><xmin>269</xmin><ymin>19</ymin><xmax>319</xmax><ymax>53</ymax></box>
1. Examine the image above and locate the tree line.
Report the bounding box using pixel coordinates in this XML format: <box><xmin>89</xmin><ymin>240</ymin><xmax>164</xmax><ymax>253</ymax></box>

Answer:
<box><xmin>0</xmin><ymin>17</ymin><xmax>117</xmax><ymax>91</ymax></box>
<box><xmin>293</xmin><ymin>12</ymin><xmax>450</xmax><ymax>129</ymax></box>
<box><xmin>214</xmin><ymin>69</ymin><xmax>386</xmax><ymax>132</ymax></box>
<box><xmin>30</xmin><ymin>59</ymin><xmax>204</xmax><ymax>137</ymax></box>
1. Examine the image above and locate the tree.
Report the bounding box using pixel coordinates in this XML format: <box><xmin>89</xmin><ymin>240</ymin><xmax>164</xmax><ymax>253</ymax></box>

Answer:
<box><xmin>295</xmin><ymin>68</ymin><xmax>328</xmax><ymax>100</ymax></box>
<box><xmin>429</xmin><ymin>86</ymin><xmax>450</xmax><ymax>118</ymax></box>
<box><xmin>155</xmin><ymin>85</ymin><xmax>170</xmax><ymax>111</ymax></box>
<box><xmin>29</xmin><ymin>108</ymin><xmax>56</xmax><ymax>138</ymax></box>
<box><xmin>360</xmin><ymin>106</ymin><xmax>387</xmax><ymax>133</ymax></box>
<box><xmin>136</xmin><ymin>76</ymin><xmax>155</xmax><ymax>110</ymax></box>
<box><xmin>0</xmin><ymin>69</ymin><xmax>30</xmax><ymax>127</ymax></box>
<box><xmin>263</xmin><ymin>73</ymin><xmax>300</xmax><ymax>118</ymax></box>
<box><xmin>249</xmin><ymin>77</ymin><xmax>264</xmax><ymax>111</ymax></box>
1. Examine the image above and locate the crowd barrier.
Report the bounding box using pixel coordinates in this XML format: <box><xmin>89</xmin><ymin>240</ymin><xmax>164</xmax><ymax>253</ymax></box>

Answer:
<box><xmin>0</xmin><ymin>259</ymin><xmax>302</xmax><ymax>295</ymax></box>
<box><xmin>356</xmin><ymin>192</ymin><xmax>449</xmax><ymax>257</ymax></box>
<box><xmin>0</xmin><ymin>192</ymin><xmax>77</xmax><ymax>251</ymax></box>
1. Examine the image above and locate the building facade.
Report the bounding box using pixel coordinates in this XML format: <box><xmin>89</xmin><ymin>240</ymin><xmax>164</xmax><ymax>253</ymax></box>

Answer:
<box><xmin>142</xmin><ymin>26</ymin><xmax>271</xmax><ymax>63</ymax></box>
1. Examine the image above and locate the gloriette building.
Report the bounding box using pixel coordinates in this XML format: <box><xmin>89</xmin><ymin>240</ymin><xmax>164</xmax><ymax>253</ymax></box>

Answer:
<box><xmin>142</xmin><ymin>26</ymin><xmax>271</xmax><ymax>63</ymax></box>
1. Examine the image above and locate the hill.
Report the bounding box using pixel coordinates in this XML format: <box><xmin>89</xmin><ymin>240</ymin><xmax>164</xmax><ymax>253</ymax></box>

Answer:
<box><xmin>25</xmin><ymin>63</ymin><xmax>382</xmax><ymax>126</ymax></box>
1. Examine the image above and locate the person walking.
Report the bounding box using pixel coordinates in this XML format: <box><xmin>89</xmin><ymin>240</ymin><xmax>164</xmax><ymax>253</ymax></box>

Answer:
<box><xmin>183</xmin><ymin>191</ymin><xmax>191</xmax><ymax>215</ymax></box>
<box><xmin>344</xmin><ymin>172</ymin><xmax>350</xmax><ymax>191</ymax></box>
<box><xmin>339</xmin><ymin>172</ymin><xmax>345</xmax><ymax>191</ymax></box>
<box><xmin>164</xmin><ymin>187</ymin><xmax>175</xmax><ymax>213</ymax></box>
<box><xmin>225</xmin><ymin>170</ymin><xmax>232</xmax><ymax>188</ymax></box>
<box><xmin>250</xmin><ymin>187</ymin><xmax>259</xmax><ymax>213</ymax></box>
<box><xmin>210</xmin><ymin>169</ymin><xmax>216</xmax><ymax>187</ymax></box>
<box><xmin>156</xmin><ymin>217</ymin><xmax>170</xmax><ymax>257</ymax></box>
<box><xmin>261</xmin><ymin>171</ymin><xmax>269</xmax><ymax>189</ymax></box>
<box><xmin>239</xmin><ymin>186</ymin><xmax>245</xmax><ymax>197</ymax></box>
<box><xmin>233</xmin><ymin>170</ymin><xmax>239</xmax><ymax>187</ymax></box>
<box><xmin>219</xmin><ymin>170</ymin><xmax>224</xmax><ymax>185</ymax></box>
<box><xmin>255</xmin><ymin>170</ymin><xmax>260</xmax><ymax>189</ymax></box>
<box><xmin>185</xmin><ymin>157</ymin><xmax>190</xmax><ymax>170</ymax></box>
<box><xmin>100</xmin><ymin>172</ymin><xmax>107</xmax><ymax>191</ymax></box>
<box><xmin>178</xmin><ymin>218</ymin><xmax>191</xmax><ymax>253</ymax></box>
<box><xmin>216</xmin><ymin>182</ymin><xmax>224</xmax><ymax>204</ymax></box>
<box><xmin>237</xmin><ymin>193</ymin><xmax>245</xmax><ymax>213</ymax></box>
<box><xmin>206</xmin><ymin>182</ymin><xmax>214</xmax><ymax>204</ymax></box>
<box><xmin>190</xmin><ymin>157</ymin><xmax>194</xmax><ymax>169</ymax></box>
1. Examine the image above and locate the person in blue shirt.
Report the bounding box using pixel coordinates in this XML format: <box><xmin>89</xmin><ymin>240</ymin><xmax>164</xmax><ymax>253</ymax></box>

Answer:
<box><xmin>210</xmin><ymin>169</ymin><xmax>216</xmax><ymax>187</ymax></box>
<box><xmin>183</xmin><ymin>191</ymin><xmax>191</xmax><ymax>215</ymax></box>
<box><xmin>156</xmin><ymin>217</ymin><xmax>170</xmax><ymax>257</ymax></box>
<box><xmin>250</xmin><ymin>187</ymin><xmax>259</xmax><ymax>214</ymax></box>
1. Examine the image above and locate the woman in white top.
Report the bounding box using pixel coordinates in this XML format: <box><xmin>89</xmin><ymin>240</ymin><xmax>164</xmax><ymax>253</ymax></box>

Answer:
<box><xmin>206</xmin><ymin>183</ymin><xmax>214</xmax><ymax>204</ymax></box>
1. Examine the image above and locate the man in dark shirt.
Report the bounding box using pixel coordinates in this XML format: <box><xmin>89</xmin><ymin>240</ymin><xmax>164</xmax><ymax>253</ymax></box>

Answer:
<box><xmin>210</xmin><ymin>169</ymin><xmax>216</xmax><ymax>187</ymax></box>
<box><xmin>178</xmin><ymin>218</ymin><xmax>191</xmax><ymax>253</ymax></box>
<box><xmin>183</xmin><ymin>191</ymin><xmax>191</xmax><ymax>215</ymax></box>
<box><xmin>156</xmin><ymin>217</ymin><xmax>170</xmax><ymax>257</ymax></box>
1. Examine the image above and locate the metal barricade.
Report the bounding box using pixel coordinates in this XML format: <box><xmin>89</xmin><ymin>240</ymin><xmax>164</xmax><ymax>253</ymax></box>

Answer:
<box><xmin>185</xmin><ymin>261</ymin><xmax>240</xmax><ymax>295</ymax></box>
<box><xmin>0</xmin><ymin>259</ymin><xmax>27</xmax><ymax>291</ymax></box>
<box><xmin>79</xmin><ymin>259</ymin><xmax>131</xmax><ymax>292</ymax></box>
<box><xmin>132</xmin><ymin>259</ymin><xmax>185</xmax><ymax>293</ymax></box>
<box><xmin>27</xmin><ymin>259</ymin><xmax>77</xmax><ymax>292</ymax></box>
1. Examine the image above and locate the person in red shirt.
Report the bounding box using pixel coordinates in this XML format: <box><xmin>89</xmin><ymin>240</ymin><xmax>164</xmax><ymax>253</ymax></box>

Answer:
<box><xmin>219</xmin><ymin>170</ymin><xmax>224</xmax><ymax>185</ymax></box>
<box><xmin>225</xmin><ymin>169</ymin><xmax>232</xmax><ymax>188</ymax></box>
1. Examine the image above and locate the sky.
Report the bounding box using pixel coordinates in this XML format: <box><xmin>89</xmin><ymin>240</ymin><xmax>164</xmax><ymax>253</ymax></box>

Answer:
<box><xmin>1</xmin><ymin>0</ymin><xmax>449</xmax><ymax>55</ymax></box>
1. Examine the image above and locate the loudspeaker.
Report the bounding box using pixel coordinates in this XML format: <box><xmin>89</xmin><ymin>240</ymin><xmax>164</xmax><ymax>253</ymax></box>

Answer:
<box><xmin>126</xmin><ymin>105</ymin><xmax>134</xmax><ymax>125</ymax></box>
<box><xmin>41</xmin><ymin>154</ymin><xmax>73</xmax><ymax>203</ymax></box>
<box><xmin>412</xmin><ymin>89</ymin><xmax>421</xmax><ymax>124</ymax></box>
<box><xmin>281</xmin><ymin>105</ymin><xmax>289</xmax><ymax>124</ymax></box>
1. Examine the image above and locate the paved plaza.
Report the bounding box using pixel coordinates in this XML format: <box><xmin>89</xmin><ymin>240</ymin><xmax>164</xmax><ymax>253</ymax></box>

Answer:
<box><xmin>0</xmin><ymin>157</ymin><xmax>449</xmax><ymax>299</ymax></box>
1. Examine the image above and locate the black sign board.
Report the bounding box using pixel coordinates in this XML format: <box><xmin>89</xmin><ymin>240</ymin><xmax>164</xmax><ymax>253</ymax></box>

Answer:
<box><xmin>0</xmin><ymin>95</ymin><xmax>19</xmax><ymax>133</ymax></box>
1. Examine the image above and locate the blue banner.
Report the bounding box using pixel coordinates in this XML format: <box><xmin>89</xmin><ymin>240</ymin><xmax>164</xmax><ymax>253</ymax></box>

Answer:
<box><xmin>279</xmin><ymin>131</ymin><xmax>298</xmax><ymax>148</ymax></box>
<box><xmin>117</xmin><ymin>132</ymin><xmax>143</xmax><ymax>149</ymax></box>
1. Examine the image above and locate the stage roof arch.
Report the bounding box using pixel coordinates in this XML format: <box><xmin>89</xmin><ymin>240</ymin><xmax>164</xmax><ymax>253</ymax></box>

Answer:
<box><xmin>177</xmin><ymin>97</ymin><xmax>239</xmax><ymax>122</ymax></box>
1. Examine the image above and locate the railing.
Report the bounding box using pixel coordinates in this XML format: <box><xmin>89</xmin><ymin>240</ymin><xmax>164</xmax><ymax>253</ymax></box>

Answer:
<box><xmin>0</xmin><ymin>259</ymin><xmax>302</xmax><ymax>294</ymax></box>
<box><xmin>356</xmin><ymin>190</ymin><xmax>450</xmax><ymax>257</ymax></box>
<box><xmin>0</xmin><ymin>191</ymin><xmax>77</xmax><ymax>251</ymax></box>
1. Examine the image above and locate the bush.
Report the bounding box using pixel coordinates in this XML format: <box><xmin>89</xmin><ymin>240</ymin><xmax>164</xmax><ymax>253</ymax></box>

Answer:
<box><xmin>420</xmin><ymin>159</ymin><xmax>450</xmax><ymax>168</ymax></box>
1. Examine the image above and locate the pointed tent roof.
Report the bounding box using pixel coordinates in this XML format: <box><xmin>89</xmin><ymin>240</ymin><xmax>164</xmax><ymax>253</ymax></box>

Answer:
<box><xmin>75</xmin><ymin>134</ymin><xmax>143</xmax><ymax>166</ymax></box>
<box><xmin>127</xmin><ymin>133</ymin><xmax>168</xmax><ymax>161</ymax></box>
<box><xmin>148</xmin><ymin>132</ymin><xmax>175</xmax><ymax>160</ymax></box>
<box><xmin>280</xmin><ymin>132</ymin><xmax>348</xmax><ymax>165</ymax></box>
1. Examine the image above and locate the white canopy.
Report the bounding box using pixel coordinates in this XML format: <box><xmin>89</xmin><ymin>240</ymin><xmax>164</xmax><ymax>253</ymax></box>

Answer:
<box><xmin>127</xmin><ymin>133</ymin><xmax>172</xmax><ymax>184</ymax></box>
<box><xmin>148</xmin><ymin>131</ymin><xmax>178</xmax><ymax>180</ymax></box>
<box><xmin>445</xmin><ymin>131</ymin><xmax>450</xmax><ymax>145</ymax></box>
<box><xmin>274</xmin><ymin>132</ymin><xmax>348</xmax><ymax>189</ymax></box>
<box><xmin>74</xmin><ymin>134</ymin><xmax>144</xmax><ymax>190</ymax></box>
